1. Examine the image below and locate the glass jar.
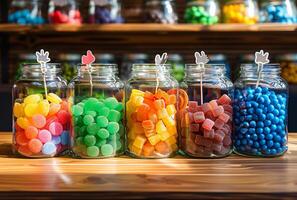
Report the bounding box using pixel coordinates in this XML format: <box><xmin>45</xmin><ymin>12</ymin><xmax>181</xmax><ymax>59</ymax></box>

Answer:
<box><xmin>168</xmin><ymin>54</ymin><xmax>185</xmax><ymax>82</ymax></box>
<box><xmin>120</xmin><ymin>54</ymin><xmax>149</xmax><ymax>81</ymax></box>
<box><xmin>68</xmin><ymin>64</ymin><xmax>125</xmax><ymax>158</ymax></box>
<box><xmin>223</xmin><ymin>0</ymin><xmax>259</xmax><ymax>24</ymax></box>
<box><xmin>89</xmin><ymin>0</ymin><xmax>124</xmax><ymax>24</ymax></box>
<box><xmin>278</xmin><ymin>54</ymin><xmax>297</xmax><ymax>84</ymax></box>
<box><xmin>143</xmin><ymin>0</ymin><xmax>178</xmax><ymax>24</ymax></box>
<box><xmin>48</xmin><ymin>0</ymin><xmax>82</xmax><ymax>24</ymax></box>
<box><xmin>59</xmin><ymin>54</ymin><xmax>80</xmax><ymax>83</ymax></box>
<box><xmin>233</xmin><ymin>64</ymin><xmax>288</xmax><ymax>157</ymax></box>
<box><xmin>12</xmin><ymin>63</ymin><xmax>70</xmax><ymax>158</ymax></box>
<box><xmin>126</xmin><ymin>64</ymin><xmax>179</xmax><ymax>158</ymax></box>
<box><xmin>8</xmin><ymin>0</ymin><xmax>45</xmax><ymax>25</ymax></box>
<box><xmin>260</xmin><ymin>0</ymin><xmax>297</xmax><ymax>23</ymax></box>
<box><xmin>180</xmin><ymin>64</ymin><xmax>233</xmax><ymax>158</ymax></box>
<box><xmin>184</xmin><ymin>0</ymin><xmax>220</xmax><ymax>25</ymax></box>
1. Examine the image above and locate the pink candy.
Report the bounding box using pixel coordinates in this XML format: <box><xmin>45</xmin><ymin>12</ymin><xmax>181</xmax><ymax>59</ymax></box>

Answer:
<box><xmin>202</xmin><ymin>119</ymin><xmax>214</xmax><ymax>131</ymax></box>
<box><xmin>193</xmin><ymin>111</ymin><xmax>205</xmax><ymax>123</ymax></box>
<box><xmin>38</xmin><ymin>130</ymin><xmax>52</xmax><ymax>143</ymax></box>
<box><xmin>212</xmin><ymin>105</ymin><xmax>224</xmax><ymax>117</ymax></box>
<box><xmin>190</xmin><ymin>124</ymin><xmax>200</xmax><ymax>132</ymax></box>
<box><xmin>188</xmin><ymin>101</ymin><xmax>198</xmax><ymax>112</ymax></box>
<box><xmin>214</xmin><ymin>118</ymin><xmax>225</xmax><ymax>129</ymax></box>
<box><xmin>201</xmin><ymin>103</ymin><xmax>212</xmax><ymax>113</ymax></box>
<box><xmin>49</xmin><ymin>122</ymin><xmax>63</xmax><ymax>136</ymax></box>
<box><xmin>217</xmin><ymin>94</ymin><xmax>231</xmax><ymax>105</ymax></box>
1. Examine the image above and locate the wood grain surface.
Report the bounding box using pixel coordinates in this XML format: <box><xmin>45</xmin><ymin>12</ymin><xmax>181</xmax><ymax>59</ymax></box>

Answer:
<box><xmin>0</xmin><ymin>132</ymin><xmax>296</xmax><ymax>199</ymax></box>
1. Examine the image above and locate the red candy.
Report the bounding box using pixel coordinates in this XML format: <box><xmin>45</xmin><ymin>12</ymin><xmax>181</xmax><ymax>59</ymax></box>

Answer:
<box><xmin>193</xmin><ymin>111</ymin><xmax>205</xmax><ymax>123</ymax></box>
<box><xmin>57</xmin><ymin>110</ymin><xmax>70</xmax><ymax>124</ymax></box>
<box><xmin>202</xmin><ymin>119</ymin><xmax>214</xmax><ymax>131</ymax></box>
<box><xmin>217</xmin><ymin>94</ymin><xmax>232</xmax><ymax>105</ymax></box>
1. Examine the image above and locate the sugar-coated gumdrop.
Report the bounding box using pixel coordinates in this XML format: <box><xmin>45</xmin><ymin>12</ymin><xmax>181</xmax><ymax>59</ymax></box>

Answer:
<box><xmin>72</xmin><ymin>105</ymin><xmax>83</xmax><ymax>116</ymax></box>
<box><xmin>28</xmin><ymin>138</ymin><xmax>43</xmax><ymax>154</ymax></box>
<box><xmin>217</xmin><ymin>94</ymin><xmax>231</xmax><ymax>105</ymax></box>
<box><xmin>202</xmin><ymin>119</ymin><xmax>215</xmax><ymax>131</ymax></box>
<box><xmin>212</xmin><ymin>106</ymin><xmax>224</xmax><ymax>117</ymax></box>
<box><xmin>188</xmin><ymin>101</ymin><xmax>198</xmax><ymax>112</ymax></box>
<box><xmin>104</xmin><ymin>97</ymin><xmax>118</xmax><ymax>109</ymax></box>
<box><xmin>24</xmin><ymin>103</ymin><xmax>38</xmax><ymax>117</ymax></box>
<box><xmin>18</xmin><ymin>145</ymin><xmax>33</xmax><ymax>156</ymax></box>
<box><xmin>25</xmin><ymin>126</ymin><xmax>39</xmax><ymax>139</ymax></box>
<box><xmin>218</xmin><ymin>113</ymin><xmax>230</xmax><ymax>123</ymax></box>
<box><xmin>84</xmin><ymin>135</ymin><xmax>97</xmax><ymax>146</ymax></box>
<box><xmin>97</xmin><ymin>129</ymin><xmax>110</xmax><ymax>139</ymax></box>
<box><xmin>42</xmin><ymin>142</ymin><xmax>57</xmax><ymax>155</ymax></box>
<box><xmin>48</xmin><ymin>103</ymin><xmax>61</xmax><ymax>116</ymax></box>
<box><xmin>17</xmin><ymin>117</ymin><xmax>31</xmax><ymax>129</ymax></box>
<box><xmin>193</xmin><ymin>111</ymin><xmax>205</xmax><ymax>123</ymax></box>
<box><xmin>13</xmin><ymin>102</ymin><xmax>24</xmax><ymax>118</ymax></box>
<box><xmin>96</xmin><ymin>116</ymin><xmax>108</xmax><ymax>128</ymax></box>
<box><xmin>38</xmin><ymin>129</ymin><xmax>52</xmax><ymax>143</ymax></box>
<box><xmin>214</xmin><ymin>118</ymin><xmax>225</xmax><ymax>129</ymax></box>
<box><xmin>107</xmin><ymin>110</ymin><xmax>121</xmax><ymax>122</ymax></box>
<box><xmin>49</xmin><ymin>122</ymin><xmax>63</xmax><ymax>136</ymax></box>
<box><xmin>107</xmin><ymin>122</ymin><xmax>120</xmax><ymax>134</ymax></box>
<box><xmin>46</xmin><ymin>93</ymin><xmax>62</xmax><ymax>104</ymax></box>
<box><xmin>87</xmin><ymin>146</ymin><xmax>100</xmax><ymax>157</ymax></box>
<box><xmin>83</xmin><ymin>115</ymin><xmax>94</xmax><ymax>126</ymax></box>
<box><xmin>101</xmin><ymin>144</ymin><xmax>114</xmax><ymax>156</ymax></box>
<box><xmin>24</xmin><ymin>94</ymin><xmax>41</xmax><ymax>104</ymax></box>
<box><xmin>37</xmin><ymin>100</ymin><xmax>50</xmax><ymax>116</ymax></box>
<box><xmin>32</xmin><ymin>114</ymin><xmax>46</xmax><ymax>128</ymax></box>
<box><xmin>56</xmin><ymin>110</ymin><xmax>69</xmax><ymax>124</ymax></box>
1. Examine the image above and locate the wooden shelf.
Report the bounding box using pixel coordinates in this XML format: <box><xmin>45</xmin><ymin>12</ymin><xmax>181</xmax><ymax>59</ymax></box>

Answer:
<box><xmin>0</xmin><ymin>132</ymin><xmax>296</xmax><ymax>199</ymax></box>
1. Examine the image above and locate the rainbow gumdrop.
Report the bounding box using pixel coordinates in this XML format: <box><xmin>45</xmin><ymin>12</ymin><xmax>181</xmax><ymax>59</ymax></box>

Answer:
<box><xmin>13</xmin><ymin>93</ymin><xmax>70</xmax><ymax>157</ymax></box>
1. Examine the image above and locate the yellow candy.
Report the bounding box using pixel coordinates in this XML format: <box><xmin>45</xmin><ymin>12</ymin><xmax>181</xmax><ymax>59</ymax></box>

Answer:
<box><xmin>131</xmin><ymin>96</ymin><xmax>144</xmax><ymax>107</ymax></box>
<box><xmin>167</xmin><ymin>126</ymin><xmax>177</xmax><ymax>136</ymax></box>
<box><xmin>48</xmin><ymin>103</ymin><xmax>61</xmax><ymax>116</ymax></box>
<box><xmin>13</xmin><ymin>102</ymin><xmax>24</xmax><ymax>118</ymax></box>
<box><xmin>24</xmin><ymin>103</ymin><xmax>38</xmax><ymax>117</ymax></box>
<box><xmin>162</xmin><ymin>116</ymin><xmax>176</xmax><ymax>128</ymax></box>
<box><xmin>166</xmin><ymin>105</ymin><xmax>176</xmax><ymax>116</ymax></box>
<box><xmin>156</xmin><ymin>120</ymin><xmax>167</xmax><ymax>134</ymax></box>
<box><xmin>131</xmin><ymin>89</ymin><xmax>144</xmax><ymax>97</ymax></box>
<box><xmin>148</xmin><ymin>134</ymin><xmax>160</xmax><ymax>146</ymax></box>
<box><xmin>133</xmin><ymin>135</ymin><xmax>147</xmax><ymax>149</ymax></box>
<box><xmin>36</xmin><ymin>100</ymin><xmax>50</xmax><ymax>116</ymax></box>
<box><xmin>165</xmin><ymin>136</ymin><xmax>177</xmax><ymax>146</ymax></box>
<box><xmin>46</xmin><ymin>93</ymin><xmax>62</xmax><ymax>104</ymax></box>
<box><xmin>157</xmin><ymin>108</ymin><xmax>168</xmax><ymax>119</ymax></box>
<box><xmin>131</xmin><ymin>145</ymin><xmax>142</xmax><ymax>156</ymax></box>
<box><xmin>24</xmin><ymin>94</ymin><xmax>41</xmax><ymax>104</ymax></box>
<box><xmin>16</xmin><ymin>117</ymin><xmax>30</xmax><ymax>129</ymax></box>
<box><xmin>158</xmin><ymin>131</ymin><xmax>171</xmax><ymax>141</ymax></box>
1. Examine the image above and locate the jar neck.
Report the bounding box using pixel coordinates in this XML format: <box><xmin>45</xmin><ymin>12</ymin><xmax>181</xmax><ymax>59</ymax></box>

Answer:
<box><xmin>239</xmin><ymin>64</ymin><xmax>281</xmax><ymax>78</ymax></box>
<box><xmin>21</xmin><ymin>63</ymin><xmax>61</xmax><ymax>80</ymax></box>
<box><xmin>185</xmin><ymin>64</ymin><xmax>226</xmax><ymax>80</ymax></box>
<box><xmin>78</xmin><ymin>64</ymin><xmax>118</xmax><ymax>80</ymax></box>
<box><xmin>131</xmin><ymin>64</ymin><xmax>172</xmax><ymax>79</ymax></box>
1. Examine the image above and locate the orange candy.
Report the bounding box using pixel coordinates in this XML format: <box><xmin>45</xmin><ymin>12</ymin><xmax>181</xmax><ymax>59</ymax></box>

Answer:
<box><xmin>142</xmin><ymin>120</ymin><xmax>154</xmax><ymax>130</ymax></box>
<box><xmin>25</xmin><ymin>126</ymin><xmax>39</xmax><ymax>139</ymax></box>
<box><xmin>15</xmin><ymin>131</ymin><xmax>29</xmax><ymax>146</ymax></box>
<box><xmin>153</xmin><ymin>99</ymin><xmax>165</xmax><ymax>110</ymax></box>
<box><xmin>136</xmin><ymin>104</ymin><xmax>150</xmax><ymax>121</ymax></box>
<box><xmin>143</xmin><ymin>142</ymin><xmax>155</xmax><ymax>156</ymax></box>
<box><xmin>18</xmin><ymin>145</ymin><xmax>33</xmax><ymax>156</ymax></box>
<box><xmin>28</xmin><ymin>139</ymin><xmax>42</xmax><ymax>154</ymax></box>
<box><xmin>155</xmin><ymin>141</ymin><xmax>170</xmax><ymax>155</ymax></box>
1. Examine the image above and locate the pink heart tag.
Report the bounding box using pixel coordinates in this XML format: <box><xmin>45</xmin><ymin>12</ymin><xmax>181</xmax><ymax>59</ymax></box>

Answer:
<box><xmin>82</xmin><ymin>50</ymin><xmax>95</xmax><ymax>65</ymax></box>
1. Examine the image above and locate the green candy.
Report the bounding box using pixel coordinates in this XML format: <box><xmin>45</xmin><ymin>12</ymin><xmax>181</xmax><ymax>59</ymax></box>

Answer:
<box><xmin>116</xmin><ymin>140</ymin><xmax>122</xmax><ymax>151</ymax></box>
<box><xmin>114</xmin><ymin>103</ymin><xmax>123</xmax><ymax>112</ymax></box>
<box><xmin>87</xmin><ymin>123</ymin><xmax>99</xmax><ymax>135</ymax></box>
<box><xmin>74</xmin><ymin>126</ymin><xmax>80</xmax><ymax>135</ymax></box>
<box><xmin>79</xmin><ymin>126</ymin><xmax>87</xmax><ymax>137</ymax></box>
<box><xmin>97</xmin><ymin>128</ymin><xmax>110</xmax><ymax>139</ymax></box>
<box><xmin>103</xmin><ymin>97</ymin><xmax>118</xmax><ymax>109</ymax></box>
<box><xmin>77</xmin><ymin>102</ymin><xmax>85</xmax><ymax>108</ymax></box>
<box><xmin>76</xmin><ymin>136</ymin><xmax>84</xmax><ymax>146</ymax></box>
<box><xmin>74</xmin><ymin>116</ymin><xmax>82</xmax><ymax>125</ymax></box>
<box><xmin>72</xmin><ymin>105</ymin><xmax>83</xmax><ymax>116</ymax></box>
<box><xmin>83</xmin><ymin>115</ymin><xmax>94</xmax><ymax>126</ymax></box>
<box><xmin>95</xmin><ymin>139</ymin><xmax>107</xmax><ymax>147</ymax></box>
<box><xmin>85</xmin><ymin>110</ymin><xmax>97</xmax><ymax>117</ymax></box>
<box><xmin>93</xmin><ymin>101</ymin><xmax>104</xmax><ymax>113</ymax></box>
<box><xmin>96</xmin><ymin>116</ymin><xmax>109</xmax><ymax>128</ymax></box>
<box><xmin>87</xmin><ymin>146</ymin><xmax>100</xmax><ymax>157</ymax></box>
<box><xmin>98</xmin><ymin>106</ymin><xmax>110</xmax><ymax>117</ymax></box>
<box><xmin>101</xmin><ymin>144</ymin><xmax>114</xmax><ymax>156</ymax></box>
<box><xmin>107</xmin><ymin>110</ymin><xmax>121</xmax><ymax>122</ymax></box>
<box><xmin>107</xmin><ymin>122</ymin><xmax>119</xmax><ymax>135</ymax></box>
<box><xmin>84</xmin><ymin>135</ymin><xmax>96</xmax><ymax>147</ymax></box>
<box><xmin>118</xmin><ymin>123</ymin><xmax>125</xmax><ymax>136</ymax></box>
<box><xmin>84</xmin><ymin>98</ymin><xmax>99</xmax><ymax>112</ymax></box>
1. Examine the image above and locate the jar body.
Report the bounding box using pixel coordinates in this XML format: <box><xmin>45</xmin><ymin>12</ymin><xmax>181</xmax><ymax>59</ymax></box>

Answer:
<box><xmin>89</xmin><ymin>0</ymin><xmax>124</xmax><ymax>24</ymax></box>
<box><xmin>260</xmin><ymin>0</ymin><xmax>297</xmax><ymax>23</ymax></box>
<box><xmin>233</xmin><ymin>64</ymin><xmax>288</xmax><ymax>157</ymax></box>
<box><xmin>68</xmin><ymin>65</ymin><xmax>125</xmax><ymax>158</ymax></box>
<box><xmin>184</xmin><ymin>0</ymin><xmax>220</xmax><ymax>25</ymax></box>
<box><xmin>180</xmin><ymin>65</ymin><xmax>233</xmax><ymax>158</ymax></box>
<box><xmin>143</xmin><ymin>0</ymin><xmax>178</xmax><ymax>24</ymax></box>
<box><xmin>223</xmin><ymin>0</ymin><xmax>259</xmax><ymax>24</ymax></box>
<box><xmin>279</xmin><ymin>54</ymin><xmax>297</xmax><ymax>84</ymax></box>
<box><xmin>8</xmin><ymin>0</ymin><xmax>45</xmax><ymax>25</ymax></box>
<box><xmin>12</xmin><ymin>64</ymin><xmax>70</xmax><ymax>158</ymax></box>
<box><xmin>126</xmin><ymin>64</ymin><xmax>179</xmax><ymax>158</ymax></box>
<box><xmin>48</xmin><ymin>0</ymin><xmax>82</xmax><ymax>24</ymax></box>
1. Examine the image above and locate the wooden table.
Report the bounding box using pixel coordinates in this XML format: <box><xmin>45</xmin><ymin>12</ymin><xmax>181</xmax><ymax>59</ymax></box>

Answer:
<box><xmin>0</xmin><ymin>132</ymin><xmax>296</xmax><ymax>199</ymax></box>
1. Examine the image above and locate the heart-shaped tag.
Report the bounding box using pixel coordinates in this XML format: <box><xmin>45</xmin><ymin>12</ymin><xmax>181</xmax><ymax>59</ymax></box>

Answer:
<box><xmin>82</xmin><ymin>50</ymin><xmax>95</xmax><ymax>65</ymax></box>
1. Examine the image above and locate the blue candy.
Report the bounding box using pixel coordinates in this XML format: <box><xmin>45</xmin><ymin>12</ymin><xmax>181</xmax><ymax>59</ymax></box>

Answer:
<box><xmin>61</xmin><ymin>131</ymin><xmax>69</xmax><ymax>145</ymax></box>
<box><xmin>8</xmin><ymin>9</ymin><xmax>45</xmax><ymax>25</ymax></box>
<box><xmin>261</xmin><ymin>3</ymin><xmax>297</xmax><ymax>24</ymax></box>
<box><xmin>42</xmin><ymin>142</ymin><xmax>57</xmax><ymax>155</ymax></box>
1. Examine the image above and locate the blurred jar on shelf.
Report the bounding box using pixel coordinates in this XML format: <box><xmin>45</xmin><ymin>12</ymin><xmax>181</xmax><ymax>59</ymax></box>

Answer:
<box><xmin>168</xmin><ymin>54</ymin><xmax>185</xmax><ymax>82</ymax></box>
<box><xmin>223</xmin><ymin>0</ymin><xmax>259</xmax><ymax>24</ymax></box>
<box><xmin>59</xmin><ymin>54</ymin><xmax>81</xmax><ymax>82</ymax></box>
<box><xmin>277</xmin><ymin>54</ymin><xmax>297</xmax><ymax>84</ymax></box>
<box><xmin>260</xmin><ymin>0</ymin><xmax>297</xmax><ymax>23</ymax></box>
<box><xmin>184</xmin><ymin>0</ymin><xmax>220</xmax><ymax>25</ymax></box>
<box><xmin>121</xmin><ymin>54</ymin><xmax>150</xmax><ymax>80</ymax></box>
<box><xmin>15</xmin><ymin>54</ymin><xmax>36</xmax><ymax>81</ymax></box>
<box><xmin>8</xmin><ymin>0</ymin><xmax>45</xmax><ymax>25</ymax></box>
<box><xmin>89</xmin><ymin>0</ymin><xmax>124</xmax><ymax>23</ymax></box>
<box><xmin>209</xmin><ymin>54</ymin><xmax>231</xmax><ymax>79</ymax></box>
<box><xmin>48</xmin><ymin>0</ymin><xmax>82</xmax><ymax>24</ymax></box>
<box><xmin>143</xmin><ymin>0</ymin><xmax>178</xmax><ymax>24</ymax></box>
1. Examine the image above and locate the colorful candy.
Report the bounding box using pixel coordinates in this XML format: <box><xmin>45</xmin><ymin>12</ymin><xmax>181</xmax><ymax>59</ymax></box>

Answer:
<box><xmin>89</xmin><ymin>2</ymin><xmax>123</xmax><ymax>24</ymax></box>
<box><xmin>233</xmin><ymin>86</ymin><xmax>288</xmax><ymax>156</ymax></box>
<box><xmin>72</xmin><ymin>97</ymin><xmax>124</xmax><ymax>158</ymax></box>
<box><xmin>8</xmin><ymin>9</ymin><xmax>45</xmax><ymax>25</ymax></box>
<box><xmin>127</xmin><ymin>89</ymin><xmax>178</xmax><ymax>158</ymax></box>
<box><xmin>13</xmin><ymin>93</ymin><xmax>70</xmax><ymax>157</ymax></box>
<box><xmin>48</xmin><ymin>2</ymin><xmax>82</xmax><ymax>25</ymax></box>
<box><xmin>184</xmin><ymin>2</ymin><xmax>219</xmax><ymax>25</ymax></box>
<box><xmin>181</xmin><ymin>91</ymin><xmax>233</xmax><ymax>157</ymax></box>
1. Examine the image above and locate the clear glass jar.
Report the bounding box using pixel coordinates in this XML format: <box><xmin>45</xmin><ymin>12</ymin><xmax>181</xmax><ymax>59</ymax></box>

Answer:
<box><xmin>126</xmin><ymin>64</ymin><xmax>179</xmax><ymax>158</ymax></box>
<box><xmin>223</xmin><ymin>0</ymin><xmax>259</xmax><ymax>24</ymax></box>
<box><xmin>180</xmin><ymin>64</ymin><xmax>233</xmax><ymax>158</ymax></box>
<box><xmin>48</xmin><ymin>0</ymin><xmax>82</xmax><ymax>24</ymax></box>
<box><xmin>89</xmin><ymin>0</ymin><xmax>124</xmax><ymax>24</ymax></box>
<box><xmin>168</xmin><ymin>54</ymin><xmax>184</xmax><ymax>83</ymax></box>
<box><xmin>233</xmin><ymin>64</ymin><xmax>288</xmax><ymax>157</ymax></box>
<box><xmin>12</xmin><ymin>63</ymin><xmax>70</xmax><ymax>158</ymax></box>
<box><xmin>68</xmin><ymin>64</ymin><xmax>125</xmax><ymax>158</ymax></box>
<box><xmin>8</xmin><ymin>0</ymin><xmax>45</xmax><ymax>25</ymax></box>
<box><xmin>184</xmin><ymin>0</ymin><xmax>220</xmax><ymax>25</ymax></box>
<box><xmin>260</xmin><ymin>0</ymin><xmax>297</xmax><ymax>23</ymax></box>
<box><xmin>143</xmin><ymin>0</ymin><xmax>178</xmax><ymax>24</ymax></box>
<box><xmin>59</xmin><ymin>54</ymin><xmax>80</xmax><ymax>83</ymax></box>
<box><xmin>120</xmin><ymin>54</ymin><xmax>149</xmax><ymax>81</ymax></box>
<box><xmin>278</xmin><ymin>54</ymin><xmax>297</xmax><ymax>84</ymax></box>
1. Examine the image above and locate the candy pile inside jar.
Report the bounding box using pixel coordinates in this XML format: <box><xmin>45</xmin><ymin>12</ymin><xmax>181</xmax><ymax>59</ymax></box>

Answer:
<box><xmin>181</xmin><ymin>91</ymin><xmax>232</xmax><ymax>157</ymax></box>
<box><xmin>223</xmin><ymin>0</ymin><xmax>258</xmax><ymax>24</ymax></box>
<box><xmin>72</xmin><ymin>96</ymin><xmax>124</xmax><ymax>158</ymax></box>
<box><xmin>126</xmin><ymin>89</ymin><xmax>178</xmax><ymax>157</ymax></box>
<box><xmin>13</xmin><ymin>93</ymin><xmax>70</xmax><ymax>157</ymax></box>
<box><xmin>233</xmin><ymin>86</ymin><xmax>288</xmax><ymax>156</ymax></box>
<box><xmin>48</xmin><ymin>0</ymin><xmax>82</xmax><ymax>24</ymax></box>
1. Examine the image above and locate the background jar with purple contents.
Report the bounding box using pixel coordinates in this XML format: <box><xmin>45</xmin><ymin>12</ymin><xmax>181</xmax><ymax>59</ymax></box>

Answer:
<box><xmin>180</xmin><ymin>64</ymin><xmax>233</xmax><ymax>158</ymax></box>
